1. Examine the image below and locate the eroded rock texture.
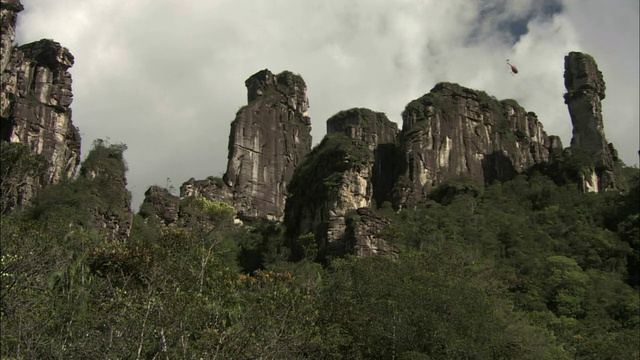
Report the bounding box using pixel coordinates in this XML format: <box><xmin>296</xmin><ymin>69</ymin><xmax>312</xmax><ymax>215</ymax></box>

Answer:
<box><xmin>1</xmin><ymin>0</ymin><xmax>22</xmax><ymax>73</ymax></box>
<box><xmin>223</xmin><ymin>69</ymin><xmax>312</xmax><ymax>220</ymax></box>
<box><xmin>285</xmin><ymin>108</ymin><xmax>398</xmax><ymax>260</ymax></box>
<box><xmin>564</xmin><ymin>51</ymin><xmax>618</xmax><ymax>192</ymax></box>
<box><xmin>179</xmin><ymin>176</ymin><xmax>233</xmax><ymax>204</ymax></box>
<box><xmin>345</xmin><ymin>207</ymin><xmax>398</xmax><ymax>258</ymax></box>
<box><xmin>1</xmin><ymin>0</ymin><xmax>80</xmax><ymax>209</ymax></box>
<box><xmin>139</xmin><ymin>179</ymin><xmax>239</xmax><ymax>232</ymax></box>
<box><xmin>394</xmin><ymin>82</ymin><xmax>553</xmax><ymax>207</ymax></box>
<box><xmin>139</xmin><ymin>185</ymin><xmax>180</xmax><ymax>227</ymax></box>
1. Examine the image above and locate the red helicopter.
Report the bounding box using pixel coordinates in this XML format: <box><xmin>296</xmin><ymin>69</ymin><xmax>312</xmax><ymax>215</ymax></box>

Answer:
<box><xmin>506</xmin><ymin>59</ymin><xmax>518</xmax><ymax>75</ymax></box>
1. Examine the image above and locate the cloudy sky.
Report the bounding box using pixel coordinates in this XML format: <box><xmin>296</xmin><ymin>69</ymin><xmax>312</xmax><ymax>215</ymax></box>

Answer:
<box><xmin>14</xmin><ymin>0</ymin><xmax>639</xmax><ymax>211</ymax></box>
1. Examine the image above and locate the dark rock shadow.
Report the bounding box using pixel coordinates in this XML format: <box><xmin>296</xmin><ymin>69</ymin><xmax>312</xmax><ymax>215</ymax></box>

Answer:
<box><xmin>482</xmin><ymin>151</ymin><xmax>518</xmax><ymax>185</ymax></box>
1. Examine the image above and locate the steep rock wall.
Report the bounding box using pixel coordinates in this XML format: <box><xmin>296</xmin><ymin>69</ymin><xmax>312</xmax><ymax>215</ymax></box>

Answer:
<box><xmin>1</xmin><ymin>0</ymin><xmax>81</xmax><ymax>209</ymax></box>
<box><xmin>143</xmin><ymin>70</ymin><xmax>311</xmax><ymax>226</ymax></box>
<box><xmin>139</xmin><ymin>185</ymin><xmax>180</xmax><ymax>227</ymax></box>
<box><xmin>285</xmin><ymin>108</ymin><xmax>398</xmax><ymax>260</ymax></box>
<box><xmin>395</xmin><ymin>82</ymin><xmax>552</xmax><ymax>207</ymax></box>
<box><xmin>224</xmin><ymin>69</ymin><xmax>312</xmax><ymax>220</ymax></box>
<box><xmin>327</xmin><ymin>108</ymin><xmax>401</xmax><ymax>206</ymax></box>
<box><xmin>1</xmin><ymin>0</ymin><xmax>22</xmax><ymax>73</ymax></box>
<box><xmin>564</xmin><ymin>51</ymin><xmax>618</xmax><ymax>192</ymax></box>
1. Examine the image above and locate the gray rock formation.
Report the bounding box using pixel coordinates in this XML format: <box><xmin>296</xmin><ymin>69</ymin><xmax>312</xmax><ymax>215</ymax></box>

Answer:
<box><xmin>1</xmin><ymin>0</ymin><xmax>81</xmax><ymax>209</ymax></box>
<box><xmin>180</xmin><ymin>176</ymin><xmax>232</xmax><ymax>204</ymax></box>
<box><xmin>223</xmin><ymin>69</ymin><xmax>312</xmax><ymax>220</ymax></box>
<box><xmin>549</xmin><ymin>135</ymin><xmax>564</xmax><ymax>153</ymax></box>
<box><xmin>285</xmin><ymin>108</ymin><xmax>398</xmax><ymax>260</ymax></box>
<box><xmin>345</xmin><ymin>207</ymin><xmax>398</xmax><ymax>258</ymax></box>
<box><xmin>394</xmin><ymin>82</ymin><xmax>553</xmax><ymax>207</ymax></box>
<box><xmin>139</xmin><ymin>177</ymin><xmax>233</xmax><ymax>228</ymax></box>
<box><xmin>564</xmin><ymin>51</ymin><xmax>618</xmax><ymax>192</ymax></box>
<box><xmin>1</xmin><ymin>0</ymin><xmax>22</xmax><ymax>73</ymax></box>
<box><xmin>139</xmin><ymin>180</ymin><xmax>238</xmax><ymax>232</ymax></box>
<box><xmin>139</xmin><ymin>185</ymin><xmax>180</xmax><ymax>227</ymax></box>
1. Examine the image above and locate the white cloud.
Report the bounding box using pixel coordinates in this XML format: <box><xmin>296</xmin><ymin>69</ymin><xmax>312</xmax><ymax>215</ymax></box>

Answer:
<box><xmin>14</xmin><ymin>0</ymin><xmax>639</xmax><ymax>211</ymax></box>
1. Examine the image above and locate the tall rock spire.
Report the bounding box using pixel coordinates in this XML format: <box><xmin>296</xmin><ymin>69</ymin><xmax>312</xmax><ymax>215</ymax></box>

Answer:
<box><xmin>142</xmin><ymin>69</ymin><xmax>312</xmax><ymax>226</ymax></box>
<box><xmin>564</xmin><ymin>51</ymin><xmax>618</xmax><ymax>192</ymax></box>
<box><xmin>223</xmin><ymin>69</ymin><xmax>312</xmax><ymax>220</ymax></box>
<box><xmin>1</xmin><ymin>0</ymin><xmax>81</xmax><ymax>211</ymax></box>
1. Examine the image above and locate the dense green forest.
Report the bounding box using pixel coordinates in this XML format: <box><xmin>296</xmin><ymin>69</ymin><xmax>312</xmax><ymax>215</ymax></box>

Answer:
<box><xmin>1</xmin><ymin>140</ymin><xmax>639</xmax><ymax>359</ymax></box>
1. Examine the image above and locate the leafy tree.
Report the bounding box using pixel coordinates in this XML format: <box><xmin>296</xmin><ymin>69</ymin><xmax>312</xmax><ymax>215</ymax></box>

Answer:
<box><xmin>2</xmin><ymin>139</ymin><xmax>639</xmax><ymax>359</ymax></box>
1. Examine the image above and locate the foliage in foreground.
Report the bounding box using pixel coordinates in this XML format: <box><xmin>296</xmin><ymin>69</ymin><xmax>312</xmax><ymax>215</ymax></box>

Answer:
<box><xmin>1</xmin><ymin>151</ymin><xmax>639</xmax><ymax>359</ymax></box>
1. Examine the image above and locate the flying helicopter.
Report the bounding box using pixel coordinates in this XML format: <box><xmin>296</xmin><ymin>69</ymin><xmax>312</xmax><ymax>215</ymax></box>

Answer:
<box><xmin>506</xmin><ymin>59</ymin><xmax>518</xmax><ymax>75</ymax></box>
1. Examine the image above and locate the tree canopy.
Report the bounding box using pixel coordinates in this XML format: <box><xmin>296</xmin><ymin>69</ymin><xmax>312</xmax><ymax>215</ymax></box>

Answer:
<box><xmin>1</xmin><ymin>140</ymin><xmax>638</xmax><ymax>359</ymax></box>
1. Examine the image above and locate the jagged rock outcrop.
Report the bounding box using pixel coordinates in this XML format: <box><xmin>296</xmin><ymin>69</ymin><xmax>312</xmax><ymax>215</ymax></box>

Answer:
<box><xmin>223</xmin><ymin>69</ymin><xmax>312</xmax><ymax>221</ymax></box>
<box><xmin>79</xmin><ymin>142</ymin><xmax>132</xmax><ymax>242</ymax></box>
<box><xmin>394</xmin><ymin>82</ymin><xmax>553</xmax><ymax>207</ymax></box>
<box><xmin>139</xmin><ymin>177</ymin><xmax>234</xmax><ymax>228</ymax></box>
<box><xmin>139</xmin><ymin>181</ymin><xmax>238</xmax><ymax>232</ymax></box>
<box><xmin>549</xmin><ymin>135</ymin><xmax>564</xmax><ymax>154</ymax></box>
<box><xmin>180</xmin><ymin>176</ymin><xmax>233</xmax><ymax>204</ymax></box>
<box><xmin>285</xmin><ymin>108</ymin><xmax>398</xmax><ymax>260</ymax></box>
<box><xmin>564</xmin><ymin>51</ymin><xmax>618</xmax><ymax>192</ymax></box>
<box><xmin>1</xmin><ymin>0</ymin><xmax>81</xmax><ymax>210</ymax></box>
<box><xmin>139</xmin><ymin>185</ymin><xmax>180</xmax><ymax>226</ymax></box>
<box><xmin>327</xmin><ymin>108</ymin><xmax>402</xmax><ymax>206</ymax></box>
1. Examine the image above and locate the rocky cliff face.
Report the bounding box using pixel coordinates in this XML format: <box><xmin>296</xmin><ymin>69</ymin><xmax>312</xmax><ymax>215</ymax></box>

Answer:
<box><xmin>141</xmin><ymin>53</ymin><xmax>621</xmax><ymax>261</ymax></box>
<box><xmin>223</xmin><ymin>69</ymin><xmax>312</xmax><ymax>220</ymax></box>
<box><xmin>1</xmin><ymin>0</ymin><xmax>22</xmax><ymax>73</ymax></box>
<box><xmin>327</xmin><ymin>108</ymin><xmax>402</xmax><ymax>207</ymax></box>
<box><xmin>345</xmin><ymin>207</ymin><xmax>398</xmax><ymax>258</ymax></box>
<box><xmin>139</xmin><ymin>177</ymin><xmax>236</xmax><ymax>228</ymax></box>
<box><xmin>285</xmin><ymin>108</ymin><xmax>398</xmax><ymax>260</ymax></box>
<box><xmin>1</xmin><ymin>0</ymin><xmax>81</xmax><ymax>209</ymax></box>
<box><xmin>564</xmin><ymin>51</ymin><xmax>619</xmax><ymax>192</ymax></box>
<box><xmin>139</xmin><ymin>185</ymin><xmax>180</xmax><ymax>227</ymax></box>
<box><xmin>180</xmin><ymin>176</ymin><xmax>233</xmax><ymax>204</ymax></box>
<box><xmin>284</xmin><ymin>85</ymin><xmax>557</xmax><ymax>259</ymax></box>
<box><xmin>139</xmin><ymin>179</ymin><xmax>242</xmax><ymax>234</ymax></box>
<box><xmin>394</xmin><ymin>82</ymin><xmax>553</xmax><ymax>207</ymax></box>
